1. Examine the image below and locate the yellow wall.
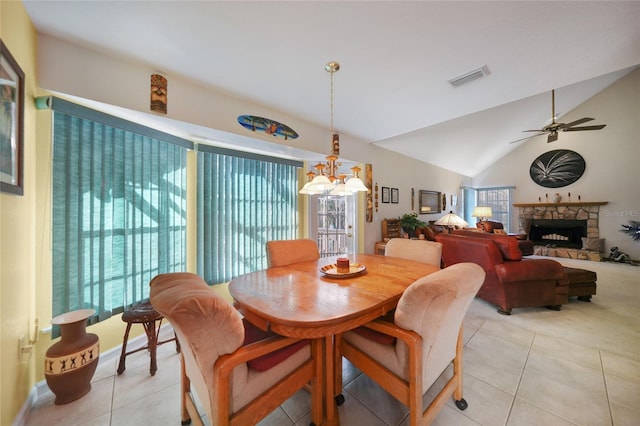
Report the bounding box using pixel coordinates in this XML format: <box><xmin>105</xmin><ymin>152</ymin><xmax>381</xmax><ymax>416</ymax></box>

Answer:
<box><xmin>0</xmin><ymin>2</ymin><xmax>38</xmax><ymax>423</ymax></box>
<box><xmin>1</xmin><ymin>4</ymin><xmax>156</xmax><ymax>423</ymax></box>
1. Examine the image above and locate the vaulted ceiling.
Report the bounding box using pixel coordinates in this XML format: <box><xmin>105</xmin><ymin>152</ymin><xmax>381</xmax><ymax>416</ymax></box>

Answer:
<box><xmin>23</xmin><ymin>1</ymin><xmax>640</xmax><ymax>176</ymax></box>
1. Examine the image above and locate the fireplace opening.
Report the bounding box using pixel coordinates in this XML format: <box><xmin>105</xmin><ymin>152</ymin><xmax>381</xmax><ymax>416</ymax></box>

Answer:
<box><xmin>529</xmin><ymin>219</ymin><xmax>587</xmax><ymax>249</ymax></box>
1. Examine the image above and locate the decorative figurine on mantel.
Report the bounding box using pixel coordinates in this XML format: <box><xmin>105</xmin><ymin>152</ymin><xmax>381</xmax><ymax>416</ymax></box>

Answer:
<box><xmin>553</xmin><ymin>193</ymin><xmax>561</xmax><ymax>203</ymax></box>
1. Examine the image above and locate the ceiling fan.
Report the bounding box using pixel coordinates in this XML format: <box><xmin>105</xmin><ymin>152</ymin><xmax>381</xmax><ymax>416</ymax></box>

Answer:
<box><xmin>510</xmin><ymin>89</ymin><xmax>606</xmax><ymax>144</ymax></box>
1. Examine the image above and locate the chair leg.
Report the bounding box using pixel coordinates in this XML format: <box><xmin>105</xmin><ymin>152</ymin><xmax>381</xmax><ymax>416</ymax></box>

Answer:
<box><xmin>117</xmin><ymin>322</ymin><xmax>133</xmax><ymax>375</ymax></box>
<box><xmin>143</xmin><ymin>320</ymin><xmax>159</xmax><ymax>376</ymax></box>
<box><xmin>453</xmin><ymin>328</ymin><xmax>465</xmax><ymax>404</ymax></box>
<box><xmin>180</xmin><ymin>353</ymin><xmax>192</xmax><ymax>425</ymax></box>
<box><xmin>311</xmin><ymin>339</ymin><xmax>323</xmax><ymax>426</ymax></box>
<box><xmin>175</xmin><ymin>332</ymin><xmax>181</xmax><ymax>353</ymax></box>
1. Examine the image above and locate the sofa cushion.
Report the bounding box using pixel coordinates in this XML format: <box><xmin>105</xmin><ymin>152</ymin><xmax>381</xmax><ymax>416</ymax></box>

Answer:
<box><xmin>477</xmin><ymin>220</ymin><xmax>504</xmax><ymax>233</ymax></box>
<box><xmin>418</xmin><ymin>224</ymin><xmax>446</xmax><ymax>241</ymax></box>
<box><xmin>242</xmin><ymin>319</ymin><xmax>309</xmax><ymax>371</ymax></box>
<box><xmin>452</xmin><ymin>230</ymin><xmax>523</xmax><ymax>261</ymax></box>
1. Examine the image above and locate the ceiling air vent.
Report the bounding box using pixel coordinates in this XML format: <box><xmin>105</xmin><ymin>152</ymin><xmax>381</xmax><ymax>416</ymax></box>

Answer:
<box><xmin>448</xmin><ymin>65</ymin><xmax>491</xmax><ymax>87</ymax></box>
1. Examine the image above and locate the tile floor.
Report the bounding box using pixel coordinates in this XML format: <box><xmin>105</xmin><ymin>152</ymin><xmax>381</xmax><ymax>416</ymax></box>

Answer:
<box><xmin>23</xmin><ymin>257</ymin><xmax>640</xmax><ymax>426</ymax></box>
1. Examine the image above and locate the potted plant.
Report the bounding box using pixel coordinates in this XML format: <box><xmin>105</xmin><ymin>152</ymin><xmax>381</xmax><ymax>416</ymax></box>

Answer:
<box><xmin>399</xmin><ymin>212</ymin><xmax>426</xmax><ymax>238</ymax></box>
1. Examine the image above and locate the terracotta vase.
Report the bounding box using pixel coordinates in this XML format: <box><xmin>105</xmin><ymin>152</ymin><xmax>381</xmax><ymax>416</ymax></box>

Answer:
<box><xmin>45</xmin><ymin>309</ymin><xmax>100</xmax><ymax>405</ymax></box>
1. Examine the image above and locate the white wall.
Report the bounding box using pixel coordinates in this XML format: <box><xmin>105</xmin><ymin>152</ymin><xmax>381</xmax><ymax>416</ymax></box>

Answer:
<box><xmin>473</xmin><ymin>69</ymin><xmax>640</xmax><ymax>259</ymax></box>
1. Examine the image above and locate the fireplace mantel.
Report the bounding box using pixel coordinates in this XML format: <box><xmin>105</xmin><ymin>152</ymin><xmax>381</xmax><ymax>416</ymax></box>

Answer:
<box><xmin>513</xmin><ymin>202</ymin><xmax>608</xmax><ymax>208</ymax></box>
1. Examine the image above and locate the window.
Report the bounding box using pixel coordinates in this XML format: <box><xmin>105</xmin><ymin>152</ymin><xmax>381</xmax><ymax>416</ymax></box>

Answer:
<box><xmin>197</xmin><ymin>145</ymin><xmax>301</xmax><ymax>284</ymax></box>
<box><xmin>475</xmin><ymin>187</ymin><xmax>513</xmax><ymax>231</ymax></box>
<box><xmin>51</xmin><ymin>99</ymin><xmax>191</xmax><ymax>326</ymax></box>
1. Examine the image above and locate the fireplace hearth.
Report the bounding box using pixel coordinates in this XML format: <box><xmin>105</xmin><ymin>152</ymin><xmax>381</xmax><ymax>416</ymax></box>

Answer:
<box><xmin>529</xmin><ymin>219</ymin><xmax>587</xmax><ymax>248</ymax></box>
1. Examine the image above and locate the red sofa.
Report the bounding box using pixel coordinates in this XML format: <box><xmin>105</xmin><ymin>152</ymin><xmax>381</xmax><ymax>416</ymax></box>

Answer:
<box><xmin>435</xmin><ymin>232</ymin><xmax>569</xmax><ymax>315</ymax></box>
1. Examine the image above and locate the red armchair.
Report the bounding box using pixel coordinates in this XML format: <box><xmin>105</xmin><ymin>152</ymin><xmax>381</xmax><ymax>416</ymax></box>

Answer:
<box><xmin>435</xmin><ymin>233</ymin><xmax>569</xmax><ymax>315</ymax></box>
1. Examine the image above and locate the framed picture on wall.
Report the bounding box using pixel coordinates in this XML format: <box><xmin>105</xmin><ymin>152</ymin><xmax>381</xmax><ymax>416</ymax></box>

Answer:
<box><xmin>419</xmin><ymin>190</ymin><xmax>441</xmax><ymax>214</ymax></box>
<box><xmin>381</xmin><ymin>186</ymin><xmax>390</xmax><ymax>203</ymax></box>
<box><xmin>391</xmin><ymin>188</ymin><xmax>399</xmax><ymax>204</ymax></box>
<box><xmin>0</xmin><ymin>40</ymin><xmax>25</xmax><ymax>195</ymax></box>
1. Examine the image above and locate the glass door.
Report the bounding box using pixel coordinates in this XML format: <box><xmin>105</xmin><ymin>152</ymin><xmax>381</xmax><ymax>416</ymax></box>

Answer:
<box><xmin>310</xmin><ymin>193</ymin><xmax>357</xmax><ymax>257</ymax></box>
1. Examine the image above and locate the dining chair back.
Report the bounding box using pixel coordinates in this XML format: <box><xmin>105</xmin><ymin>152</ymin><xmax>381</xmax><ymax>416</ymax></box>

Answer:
<box><xmin>149</xmin><ymin>272</ymin><xmax>321</xmax><ymax>426</ymax></box>
<box><xmin>266</xmin><ymin>239</ymin><xmax>320</xmax><ymax>267</ymax></box>
<box><xmin>339</xmin><ymin>263</ymin><xmax>485</xmax><ymax>426</ymax></box>
<box><xmin>384</xmin><ymin>237</ymin><xmax>443</xmax><ymax>268</ymax></box>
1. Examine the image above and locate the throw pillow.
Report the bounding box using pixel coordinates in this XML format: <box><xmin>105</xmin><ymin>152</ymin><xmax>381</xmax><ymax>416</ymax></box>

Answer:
<box><xmin>581</xmin><ymin>237</ymin><xmax>604</xmax><ymax>252</ymax></box>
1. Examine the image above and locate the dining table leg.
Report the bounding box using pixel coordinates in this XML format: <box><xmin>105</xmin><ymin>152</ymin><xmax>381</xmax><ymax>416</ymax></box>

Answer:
<box><xmin>324</xmin><ymin>334</ymin><xmax>339</xmax><ymax>425</ymax></box>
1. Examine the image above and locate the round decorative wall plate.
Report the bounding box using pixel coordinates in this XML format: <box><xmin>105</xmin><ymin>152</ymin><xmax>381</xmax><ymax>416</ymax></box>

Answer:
<box><xmin>237</xmin><ymin>115</ymin><xmax>299</xmax><ymax>140</ymax></box>
<box><xmin>529</xmin><ymin>149</ymin><xmax>586</xmax><ymax>188</ymax></box>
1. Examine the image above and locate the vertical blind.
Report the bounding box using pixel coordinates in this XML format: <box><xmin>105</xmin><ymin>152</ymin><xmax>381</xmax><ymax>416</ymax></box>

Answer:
<box><xmin>197</xmin><ymin>146</ymin><xmax>301</xmax><ymax>284</ymax></box>
<box><xmin>51</xmin><ymin>99</ymin><xmax>191</xmax><ymax>324</ymax></box>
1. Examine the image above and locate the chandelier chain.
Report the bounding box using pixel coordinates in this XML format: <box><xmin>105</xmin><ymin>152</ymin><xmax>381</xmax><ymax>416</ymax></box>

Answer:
<box><xmin>330</xmin><ymin>69</ymin><xmax>334</xmax><ymax>134</ymax></box>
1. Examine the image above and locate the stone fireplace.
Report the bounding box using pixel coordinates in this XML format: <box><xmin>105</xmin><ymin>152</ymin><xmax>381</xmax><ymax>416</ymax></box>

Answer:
<box><xmin>514</xmin><ymin>202</ymin><xmax>607</xmax><ymax>261</ymax></box>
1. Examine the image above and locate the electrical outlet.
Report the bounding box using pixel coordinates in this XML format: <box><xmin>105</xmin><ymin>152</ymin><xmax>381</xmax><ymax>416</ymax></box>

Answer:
<box><xmin>18</xmin><ymin>335</ymin><xmax>33</xmax><ymax>364</ymax></box>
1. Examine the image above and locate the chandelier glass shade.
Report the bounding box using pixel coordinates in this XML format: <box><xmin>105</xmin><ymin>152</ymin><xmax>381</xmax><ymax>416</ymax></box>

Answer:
<box><xmin>299</xmin><ymin>61</ymin><xmax>367</xmax><ymax>196</ymax></box>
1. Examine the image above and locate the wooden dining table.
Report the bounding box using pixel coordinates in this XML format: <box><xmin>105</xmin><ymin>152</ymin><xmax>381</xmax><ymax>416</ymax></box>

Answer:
<box><xmin>228</xmin><ymin>253</ymin><xmax>439</xmax><ymax>425</ymax></box>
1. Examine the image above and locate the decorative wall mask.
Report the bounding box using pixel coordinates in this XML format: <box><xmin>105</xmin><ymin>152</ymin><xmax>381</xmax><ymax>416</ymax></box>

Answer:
<box><xmin>150</xmin><ymin>74</ymin><xmax>167</xmax><ymax>114</ymax></box>
<box><xmin>530</xmin><ymin>149</ymin><xmax>585</xmax><ymax>188</ymax></box>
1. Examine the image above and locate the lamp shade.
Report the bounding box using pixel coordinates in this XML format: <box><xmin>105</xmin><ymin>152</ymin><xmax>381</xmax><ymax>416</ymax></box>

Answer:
<box><xmin>301</xmin><ymin>174</ymin><xmax>334</xmax><ymax>194</ymax></box>
<box><xmin>435</xmin><ymin>211</ymin><xmax>468</xmax><ymax>228</ymax></box>
<box><xmin>330</xmin><ymin>183</ymin><xmax>353</xmax><ymax>196</ymax></box>
<box><xmin>345</xmin><ymin>177</ymin><xmax>368</xmax><ymax>192</ymax></box>
<box><xmin>472</xmin><ymin>206</ymin><xmax>492</xmax><ymax>219</ymax></box>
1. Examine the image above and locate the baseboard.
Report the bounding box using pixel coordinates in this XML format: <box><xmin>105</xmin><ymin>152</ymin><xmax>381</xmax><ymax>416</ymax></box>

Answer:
<box><xmin>12</xmin><ymin>386</ymin><xmax>38</xmax><ymax>426</ymax></box>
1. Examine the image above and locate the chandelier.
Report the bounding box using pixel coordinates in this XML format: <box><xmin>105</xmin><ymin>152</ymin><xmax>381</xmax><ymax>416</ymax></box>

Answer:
<box><xmin>299</xmin><ymin>61</ymin><xmax>368</xmax><ymax>195</ymax></box>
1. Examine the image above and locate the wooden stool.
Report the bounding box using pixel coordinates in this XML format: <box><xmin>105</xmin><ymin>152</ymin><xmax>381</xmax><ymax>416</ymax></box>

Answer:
<box><xmin>117</xmin><ymin>299</ymin><xmax>179</xmax><ymax>376</ymax></box>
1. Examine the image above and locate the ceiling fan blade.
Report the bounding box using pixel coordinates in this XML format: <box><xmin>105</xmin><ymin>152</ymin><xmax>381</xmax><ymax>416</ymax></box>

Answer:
<box><xmin>509</xmin><ymin>133</ymin><xmax>544</xmax><ymax>144</ymax></box>
<box><xmin>563</xmin><ymin>124</ymin><xmax>606</xmax><ymax>132</ymax></box>
<box><xmin>523</xmin><ymin>129</ymin><xmax>544</xmax><ymax>133</ymax></box>
<box><xmin>547</xmin><ymin>132</ymin><xmax>558</xmax><ymax>143</ymax></box>
<box><xmin>563</xmin><ymin>117</ymin><xmax>594</xmax><ymax>128</ymax></box>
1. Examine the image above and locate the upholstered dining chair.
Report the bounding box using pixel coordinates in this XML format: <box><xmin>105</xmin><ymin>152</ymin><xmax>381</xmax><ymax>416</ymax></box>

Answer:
<box><xmin>337</xmin><ymin>263</ymin><xmax>485</xmax><ymax>426</ymax></box>
<box><xmin>266</xmin><ymin>238</ymin><xmax>320</xmax><ymax>267</ymax></box>
<box><xmin>384</xmin><ymin>237</ymin><xmax>443</xmax><ymax>268</ymax></box>
<box><xmin>149</xmin><ymin>272</ymin><xmax>322</xmax><ymax>426</ymax></box>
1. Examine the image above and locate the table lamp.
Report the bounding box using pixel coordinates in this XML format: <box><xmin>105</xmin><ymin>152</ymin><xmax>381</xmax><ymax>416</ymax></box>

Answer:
<box><xmin>472</xmin><ymin>206</ymin><xmax>493</xmax><ymax>222</ymax></box>
<box><xmin>435</xmin><ymin>211</ymin><xmax>468</xmax><ymax>233</ymax></box>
